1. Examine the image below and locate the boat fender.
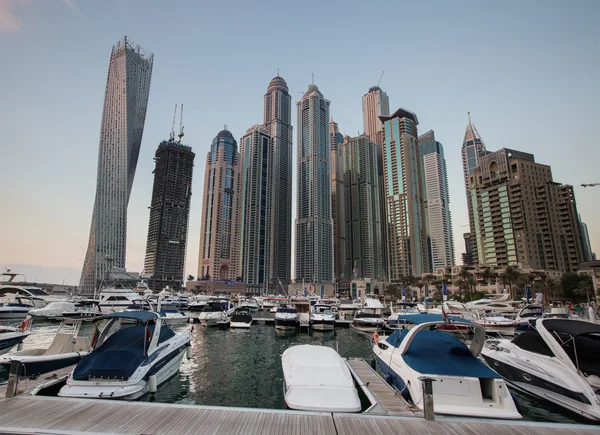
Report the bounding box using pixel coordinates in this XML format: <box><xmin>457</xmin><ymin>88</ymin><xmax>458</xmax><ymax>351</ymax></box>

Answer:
<box><xmin>19</xmin><ymin>316</ymin><xmax>31</xmax><ymax>332</ymax></box>
<box><xmin>373</xmin><ymin>332</ymin><xmax>379</xmax><ymax>344</ymax></box>
<box><xmin>510</xmin><ymin>393</ymin><xmax>522</xmax><ymax>415</ymax></box>
<box><xmin>186</xmin><ymin>345</ymin><xmax>193</xmax><ymax>360</ymax></box>
<box><xmin>148</xmin><ymin>374</ymin><xmax>157</xmax><ymax>394</ymax></box>
<box><xmin>17</xmin><ymin>342</ymin><xmax>23</xmax><ymax>351</ymax></box>
<box><xmin>370</xmin><ymin>358</ymin><xmax>377</xmax><ymax>370</ymax></box>
<box><xmin>385</xmin><ymin>373</ymin><xmax>393</xmax><ymax>385</ymax></box>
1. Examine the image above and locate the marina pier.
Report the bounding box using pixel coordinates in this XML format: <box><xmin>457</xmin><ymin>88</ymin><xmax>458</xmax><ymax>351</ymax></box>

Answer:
<box><xmin>0</xmin><ymin>395</ymin><xmax>598</xmax><ymax>435</ymax></box>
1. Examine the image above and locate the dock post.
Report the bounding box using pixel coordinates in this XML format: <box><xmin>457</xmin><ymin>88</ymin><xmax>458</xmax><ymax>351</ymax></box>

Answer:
<box><xmin>419</xmin><ymin>377</ymin><xmax>435</xmax><ymax>421</ymax></box>
<box><xmin>6</xmin><ymin>361</ymin><xmax>21</xmax><ymax>398</ymax></box>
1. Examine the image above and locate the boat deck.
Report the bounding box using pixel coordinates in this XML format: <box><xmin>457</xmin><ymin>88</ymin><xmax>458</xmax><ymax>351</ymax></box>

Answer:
<box><xmin>0</xmin><ymin>395</ymin><xmax>596</xmax><ymax>435</ymax></box>
<box><xmin>345</xmin><ymin>358</ymin><xmax>418</xmax><ymax>416</ymax></box>
<box><xmin>0</xmin><ymin>364</ymin><xmax>74</xmax><ymax>398</ymax></box>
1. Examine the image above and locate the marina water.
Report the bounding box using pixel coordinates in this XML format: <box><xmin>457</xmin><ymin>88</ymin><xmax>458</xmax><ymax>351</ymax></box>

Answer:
<box><xmin>0</xmin><ymin>316</ymin><xmax>583</xmax><ymax>424</ymax></box>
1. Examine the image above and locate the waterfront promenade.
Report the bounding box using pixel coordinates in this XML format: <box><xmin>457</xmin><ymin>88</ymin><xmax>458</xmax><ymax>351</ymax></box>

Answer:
<box><xmin>0</xmin><ymin>395</ymin><xmax>598</xmax><ymax>435</ymax></box>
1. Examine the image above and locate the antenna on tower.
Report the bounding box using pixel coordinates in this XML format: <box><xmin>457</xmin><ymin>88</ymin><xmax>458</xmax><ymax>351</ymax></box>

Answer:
<box><xmin>468</xmin><ymin>111</ymin><xmax>472</xmax><ymax>125</ymax></box>
<box><xmin>377</xmin><ymin>70</ymin><xmax>385</xmax><ymax>88</ymax></box>
<box><xmin>177</xmin><ymin>104</ymin><xmax>185</xmax><ymax>143</ymax></box>
<box><xmin>169</xmin><ymin>104</ymin><xmax>177</xmax><ymax>142</ymax></box>
<box><xmin>312</xmin><ymin>73</ymin><xmax>314</xmax><ymax>85</ymax></box>
<box><xmin>277</xmin><ymin>68</ymin><xmax>279</xmax><ymax>77</ymax></box>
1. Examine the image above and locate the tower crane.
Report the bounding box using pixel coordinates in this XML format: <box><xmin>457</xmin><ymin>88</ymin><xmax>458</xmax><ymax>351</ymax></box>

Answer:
<box><xmin>581</xmin><ymin>183</ymin><xmax>600</xmax><ymax>187</ymax></box>
<box><xmin>178</xmin><ymin>104</ymin><xmax>185</xmax><ymax>143</ymax></box>
<box><xmin>169</xmin><ymin>104</ymin><xmax>177</xmax><ymax>142</ymax></box>
<box><xmin>377</xmin><ymin>70</ymin><xmax>385</xmax><ymax>88</ymax></box>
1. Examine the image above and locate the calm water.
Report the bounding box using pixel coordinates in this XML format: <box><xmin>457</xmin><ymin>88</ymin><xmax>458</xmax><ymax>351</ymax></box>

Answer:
<box><xmin>0</xmin><ymin>314</ymin><xmax>585</xmax><ymax>424</ymax></box>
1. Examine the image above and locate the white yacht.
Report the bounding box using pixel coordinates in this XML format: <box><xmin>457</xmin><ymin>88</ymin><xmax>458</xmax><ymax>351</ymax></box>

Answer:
<box><xmin>0</xmin><ymin>319</ymin><xmax>89</xmax><ymax>376</ymax></box>
<box><xmin>29</xmin><ymin>301</ymin><xmax>76</xmax><ymax>321</ymax></box>
<box><xmin>309</xmin><ymin>304</ymin><xmax>335</xmax><ymax>331</ymax></box>
<box><xmin>282</xmin><ymin>345</ymin><xmax>361</xmax><ymax>413</ymax></box>
<box><xmin>275</xmin><ymin>306</ymin><xmax>299</xmax><ymax>330</ymax></box>
<box><xmin>198</xmin><ymin>298</ymin><xmax>234</xmax><ymax>327</ymax></box>
<box><xmin>59</xmin><ymin>311</ymin><xmax>191</xmax><ymax>400</ymax></box>
<box><xmin>97</xmin><ymin>286</ymin><xmax>142</xmax><ymax>312</ymax></box>
<box><xmin>239</xmin><ymin>297</ymin><xmax>260</xmax><ymax>312</ymax></box>
<box><xmin>337</xmin><ymin>299</ymin><xmax>361</xmax><ymax>320</ymax></box>
<box><xmin>188</xmin><ymin>295</ymin><xmax>210</xmax><ymax>312</ymax></box>
<box><xmin>61</xmin><ymin>300</ymin><xmax>103</xmax><ymax>322</ymax></box>
<box><xmin>482</xmin><ymin>318</ymin><xmax>600</xmax><ymax>422</ymax></box>
<box><xmin>465</xmin><ymin>293</ymin><xmax>518</xmax><ymax>318</ymax></box>
<box><xmin>373</xmin><ymin>314</ymin><xmax>521</xmax><ymax>420</ymax></box>
<box><xmin>385</xmin><ymin>302</ymin><xmax>421</xmax><ymax>330</ymax></box>
<box><xmin>351</xmin><ymin>298</ymin><xmax>385</xmax><ymax>333</ymax></box>
<box><xmin>472</xmin><ymin>311</ymin><xmax>517</xmax><ymax>336</ymax></box>
<box><xmin>0</xmin><ymin>296</ymin><xmax>45</xmax><ymax>320</ymax></box>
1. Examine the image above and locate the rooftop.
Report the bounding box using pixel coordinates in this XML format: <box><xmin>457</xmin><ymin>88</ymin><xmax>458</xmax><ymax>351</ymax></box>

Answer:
<box><xmin>379</xmin><ymin>107</ymin><xmax>419</xmax><ymax>125</ymax></box>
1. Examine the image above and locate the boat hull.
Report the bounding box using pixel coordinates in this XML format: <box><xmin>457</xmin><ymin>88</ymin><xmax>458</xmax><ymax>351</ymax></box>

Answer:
<box><xmin>0</xmin><ymin>332</ymin><xmax>29</xmax><ymax>356</ymax></box>
<box><xmin>309</xmin><ymin>319</ymin><xmax>335</xmax><ymax>331</ymax></box>
<box><xmin>230</xmin><ymin>322</ymin><xmax>251</xmax><ymax>329</ymax></box>
<box><xmin>0</xmin><ymin>310</ymin><xmax>30</xmax><ymax>320</ymax></box>
<box><xmin>275</xmin><ymin>319</ymin><xmax>299</xmax><ymax>330</ymax></box>
<box><xmin>0</xmin><ymin>352</ymin><xmax>88</xmax><ymax>377</ymax></box>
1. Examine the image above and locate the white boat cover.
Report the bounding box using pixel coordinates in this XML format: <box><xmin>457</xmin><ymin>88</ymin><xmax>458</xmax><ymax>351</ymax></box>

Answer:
<box><xmin>281</xmin><ymin>345</ymin><xmax>361</xmax><ymax>413</ymax></box>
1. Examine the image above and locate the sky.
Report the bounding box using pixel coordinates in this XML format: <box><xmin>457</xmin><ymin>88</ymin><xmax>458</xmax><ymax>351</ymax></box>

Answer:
<box><xmin>1</xmin><ymin>0</ymin><xmax>599</xmax><ymax>285</ymax></box>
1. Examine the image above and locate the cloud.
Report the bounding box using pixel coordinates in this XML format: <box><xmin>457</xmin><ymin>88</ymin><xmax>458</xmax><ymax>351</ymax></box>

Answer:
<box><xmin>0</xmin><ymin>0</ymin><xmax>79</xmax><ymax>32</ymax></box>
<box><xmin>0</xmin><ymin>0</ymin><xmax>23</xmax><ymax>32</ymax></box>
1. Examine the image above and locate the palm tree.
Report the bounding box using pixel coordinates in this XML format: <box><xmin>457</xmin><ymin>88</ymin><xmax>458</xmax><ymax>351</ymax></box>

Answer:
<box><xmin>575</xmin><ymin>276</ymin><xmax>594</xmax><ymax>303</ymax></box>
<box><xmin>481</xmin><ymin>268</ymin><xmax>494</xmax><ymax>290</ymax></box>
<box><xmin>416</xmin><ymin>281</ymin><xmax>425</xmax><ymax>302</ymax></box>
<box><xmin>500</xmin><ymin>266</ymin><xmax>520</xmax><ymax>300</ymax></box>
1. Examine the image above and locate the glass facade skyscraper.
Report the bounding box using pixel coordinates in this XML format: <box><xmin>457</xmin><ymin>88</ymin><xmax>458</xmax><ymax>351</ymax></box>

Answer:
<box><xmin>295</xmin><ymin>84</ymin><xmax>333</xmax><ymax>283</ymax></box>
<box><xmin>330</xmin><ymin>120</ymin><xmax>347</xmax><ymax>282</ymax></box>
<box><xmin>380</xmin><ymin>108</ymin><xmax>429</xmax><ymax>279</ymax></box>
<box><xmin>79</xmin><ymin>37</ymin><xmax>153</xmax><ymax>293</ymax></box>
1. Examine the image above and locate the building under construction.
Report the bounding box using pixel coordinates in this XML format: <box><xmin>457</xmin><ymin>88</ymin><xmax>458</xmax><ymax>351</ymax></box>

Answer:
<box><xmin>144</xmin><ymin>109</ymin><xmax>195</xmax><ymax>291</ymax></box>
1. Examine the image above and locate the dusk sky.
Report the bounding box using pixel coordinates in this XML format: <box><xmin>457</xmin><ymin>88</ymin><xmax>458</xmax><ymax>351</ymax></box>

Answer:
<box><xmin>1</xmin><ymin>0</ymin><xmax>599</xmax><ymax>285</ymax></box>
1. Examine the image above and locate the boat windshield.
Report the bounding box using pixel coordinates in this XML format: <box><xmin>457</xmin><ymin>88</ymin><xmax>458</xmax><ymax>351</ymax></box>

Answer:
<box><xmin>519</xmin><ymin>306</ymin><xmax>543</xmax><ymax>318</ymax></box>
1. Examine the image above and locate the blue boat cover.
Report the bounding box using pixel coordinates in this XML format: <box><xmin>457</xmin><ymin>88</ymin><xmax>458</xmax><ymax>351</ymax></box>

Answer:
<box><xmin>395</xmin><ymin>314</ymin><xmax>472</xmax><ymax>325</ymax></box>
<box><xmin>387</xmin><ymin>329</ymin><xmax>500</xmax><ymax>379</ymax></box>
<box><xmin>102</xmin><ymin>311</ymin><xmax>159</xmax><ymax>323</ymax></box>
<box><xmin>72</xmin><ymin>325</ymin><xmax>175</xmax><ymax>381</ymax></box>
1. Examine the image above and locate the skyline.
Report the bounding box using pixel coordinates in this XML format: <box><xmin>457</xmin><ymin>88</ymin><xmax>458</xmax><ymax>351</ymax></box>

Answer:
<box><xmin>1</xmin><ymin>0</ymin><xmax>599</xmax><ymax>284</ymax></box>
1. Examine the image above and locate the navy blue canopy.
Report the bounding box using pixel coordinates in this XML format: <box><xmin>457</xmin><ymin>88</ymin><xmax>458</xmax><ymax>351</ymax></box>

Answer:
<box><xmin>73</xmin><ymin>325</ymin><xmax>175</xmax><ymax>381</ymax></box>
<box><xmin>102</xmin><ymin>311</ymin><xmax>159</xmax><ymax>323</ymax></box>
<box><xmin>396</xmin><ymin>314</ymin><xmax>472</xmax><ymax>325</ymax></box>
<box><xmin>387</xmin><ymin>329</ymin><xmax>499</xmax><ymax>379</ymax></box>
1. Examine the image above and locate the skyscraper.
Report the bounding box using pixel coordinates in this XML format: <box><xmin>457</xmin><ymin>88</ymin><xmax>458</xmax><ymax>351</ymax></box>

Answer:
<box><xmin>296</xmin><ymin>84</ymin><xmax>333</xmax><ymax>283</ymax></box>
<box><xmin>418</xmin><ymin>130</ymin><xmax>454</xmax><ymax>272</ymax></box>
<box><xmin>264</xmin><ymin>76</ymin><xmax>293</xmax><ymax>287</ymax></box>
<box><xmin>462</xmin><ymin>113</ymin><xmax>487</xmax><ymax>266</ymax></box>
<box><xmin>362</xmin><ymin>86</ymin><xmax>390</xmax><ymax>280</ymax></box>
<box><xmin>343</xmin><ymin>134</ymin><xmax>384</xmax><ymax>280</ymax></box>
<box><xmin>80</xmin><ymin>37</ymin><xmax>153</xmax><ymax>293</ymax></box>
<box><xmin>579</xmin><ymin>215</ymin><xmax>594</xmax><ymax>262</ymax></box>
<box><xmin>462</xmin><ymin>233</ymin><xmax>474</xmax><ymax>266</ymax></box>
<box><xmin>380</xmin><ymin>108</ymin><xmax>429</xmax><ymax>279</ymax></box>
<box><xmin>143</xmin><ymin>131</ymin><xmax>195</xmax><ymax>291</ymax></box>
<box><xmin>197</xmin><ymin>129</ymin><xmax>241</xmax><ymax>281</ymax></box>
<box><xmin>238</xmin><ymin>125</ymin><xmax>272</xmax><ymax>285</ymax></box>
<box><xmin>330</xmin><ymin>120</ymin><xmax>346</xmax><ymax>282</ymax></box>
<box><xmin>469</xmin><ymin>148</ymin><xmax>584</xmax><ymax>273</ymax></box>
<box><xmin>362</xmin><ymin>86</ymin><xmax>390</xmax><ymax>146</ymax></box>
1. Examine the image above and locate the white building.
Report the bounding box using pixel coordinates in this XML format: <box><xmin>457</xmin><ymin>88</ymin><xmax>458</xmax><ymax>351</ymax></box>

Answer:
<box><xmin>80</xmin><ymin>37</ymin><xmax>153</xmax><ymax>293</ymax></box>
<box><xmin>419</xmin><ymin>130</ymin><xmax>455</xmax><ymax>271</ymax></box>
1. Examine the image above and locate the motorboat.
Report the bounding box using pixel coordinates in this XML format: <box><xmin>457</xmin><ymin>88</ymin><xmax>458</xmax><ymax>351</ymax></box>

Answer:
<box><xmin>514</xmin><ymin>304</ymin><xmax>544</xmax><ymax>334</ymax></box>
<box><xmin>385</xmin><ymin>302</ymin><xmax>421</xmax><ymax>330</ymax></box>
<box><xmin>465</xmin><ymin>293</ymin><xmax>518</xmax><ymax>318</ymax></box>
<box><xmin>159</xmin><ymin>304</ymin><xmax>190</xmax><ymax>326</ymax></box>
<box><xmin>97</xmin><ymin>286</ymin><xmax>142</xmax><ymax>312</ymax></box>
<box><xmin>262</xmin><ymin>299</ymin><xmax>276</xmax><ymax>310</ymax></box>
<box><xmin>188</xmin><ymin>295</ymin><xmax>210</xmax><ymax>312</ymax></box>
<box><xmin>281</xmin><ymin>345</ymin><xmax>361</xmax><ymax>413</ymax></box>
<box><xmin>230</xmin><ymin>308</ymin><xmax>252</xmax><ymax>329</ymax></box>
<box><xmin>62</xmin><ymin>299</ymin><xmax>103</xmax><ymax>321</ymax></box>
<box><xmin>337</xmin><ymin>299</ymin><xmax>361</xmax><ymax>320</ymax></box>
<box><xmin>352</xmin><ymin>309</ymin><xmax>385</xmax><ymax>333</ymax></box>
<box><xmin>59</xmin><ymin>311</ymin><xmax>191</xmax><ymax>400</ymax></box>
<box><xmin>198</xmin><ymin>298</ymin><xmax>234</xmax><ymax>327</ymax></box>
<box><xmin>481</xmin><ymin>318</ymin><xmax>600</xmax><ymax>422</ymax></box>
<box><xmin>0</xmin><ymin>319</ymin><xmax>89</xmax><ymax>376</ymax></box>
<box><xmin>275</xmin><ymin>306</ymin><xmax>299</xmax><ymax>330</ymax></box>
<box><xmin>472</xmin><ymin>311</ymin><xmax>517</xmax><ymax>336</ymax></box>
<box><xmin>0</xmin><ymin>317</ymin><xmax>32</xmax><ymax>356</ymax></box>
<box><xmin>29</xmin><ymin>301</ymin><xmax>76</xmax><ymax>321</ymax></box>
<box><xmin>0</xmin><ymin>285</ymin><xmax>59</xmax><ymax>304</ymax></box>
<box><xmin>373</xmin><ymin>314</ymin><xmax>521</xmax><ymax>419</ymax></box>
<box><xmin>0</xmin><ymin>296</ymin><xmax>46</xmax><ymax>320</ymax></box>
<box><xmin>309</xmin><ymin>304</ymin><xmax>335</xmax><ymax>331</ymax></box>
<box><xmin>239</xmin><ymin>297</ymin><xmax>260</xmax><ymax>312</ymax></box>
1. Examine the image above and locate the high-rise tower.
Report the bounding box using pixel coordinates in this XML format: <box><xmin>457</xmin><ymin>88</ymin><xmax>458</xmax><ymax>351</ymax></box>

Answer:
<box><xmin>380</xmin><ymin>108</ymin><xmax>429</xmax><ymax>279</ymax></box>
<box><xmin>462</xmin><ymin>113</ymin><xmax>486</xmax><ymax>265</ymax></box>
<box><xmin>418</xmin><ymin>130</ymin><xmax>454</xmax><ymax>271</ymax></box>
<box><xmin>343</xmin><ymin>135</ymin><xmax>384</xmax><ymax>280</ymax></box>
<box><xmin>79</xmin><ymin>37</ymin><xmax>153</xmax><ymax>293</ymax></box>
<box><xmin>238</xmin><ymin>125</ymin><xmax>273</xmax><ymax>285</ymax></box>
<box><xmin>143</xmin><ymin>124</ymin><xmax>195</xmax><ymax>291</ymax></box>
<box><xmin>197</xmin><ymin>129</ymin><xmax>241</xmax><ymax>281</ymax></box>
<box><xmin>330</xmin><ymin>120</ymin><xmax>346</xmax><ymax>281</ymax></box>
<box><xmin>362</xmin><ymin>86</ymin><xmax>390</xmax><ymax>145</ymax></box>
<box><xmin>295</xmin><ymin>84</ymin><xmax>333</xmax><ymax>283</ymax></box>
<box><xmin>264</xmin><ymin>76</ymin><xmax>293</xmax><ymax>288</ymax></box>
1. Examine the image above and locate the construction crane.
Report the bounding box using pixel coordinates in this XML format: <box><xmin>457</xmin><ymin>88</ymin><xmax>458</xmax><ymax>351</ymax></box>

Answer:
<box><xmin>169</xmin><ymin>104</ymin><xmax>177</xmax><ymax>142</ymax></box>
<box><xmin>581</xmin><ymin>183</ymin><xmax>600</xmax><ymax>187</ymax></box>
<box><xmin>377</xmin><ymin>70</ymin><xmax>385</xmax><ymax>88</ymax></box>
<box><xmin>177</xmin><ymin>104</ymin><xmax>185</xmax><ymax>143</ymax></box>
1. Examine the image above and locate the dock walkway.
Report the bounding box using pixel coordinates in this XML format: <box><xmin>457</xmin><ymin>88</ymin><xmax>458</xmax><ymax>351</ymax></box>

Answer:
<box><xmin>0</xmin><ymin>395</ymin><xmax>597</xmax><ymax>435</ymax></box>
<box><xmin>345</xmin><ymin>358</ymin><xmax>418</xmax><ymax>416</ymax></box>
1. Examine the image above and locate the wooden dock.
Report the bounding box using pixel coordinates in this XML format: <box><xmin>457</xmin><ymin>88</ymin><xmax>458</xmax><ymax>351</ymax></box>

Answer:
<box><xmin>0</xmin><ymin>395</ymin><xmax>598</xmax><ymax>435</ymax></box>
<box><xmin>346</xmin><ymin>358</ymin><xmax>418</xmax><ymax>416</ymax></box>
